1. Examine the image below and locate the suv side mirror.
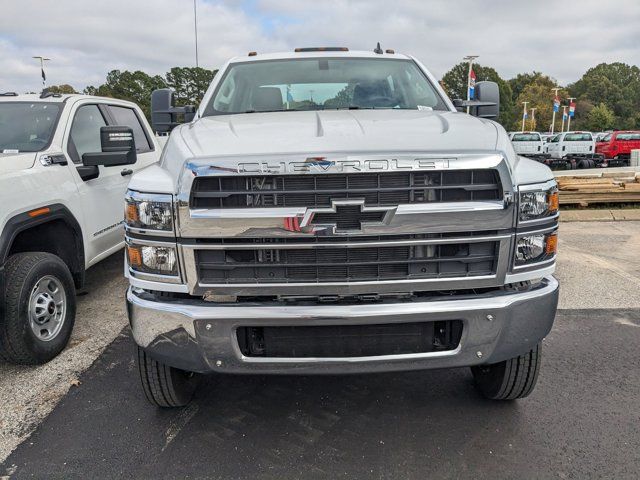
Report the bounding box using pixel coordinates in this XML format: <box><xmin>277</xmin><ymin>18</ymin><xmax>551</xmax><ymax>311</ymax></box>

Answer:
<box><xmin>82</xmin><ymin>126</ymin><xmax>137</xmax><ymax>167</ymax></box>
<box><xmin>151</xmin><ymin>88</ymin><xmax>196</xmax><ymax>134</ymax></box>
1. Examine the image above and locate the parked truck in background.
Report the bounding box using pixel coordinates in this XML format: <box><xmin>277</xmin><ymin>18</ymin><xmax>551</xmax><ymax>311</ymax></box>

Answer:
<box><xmin>509</xmin><ymin>132</ymin><xmax>544</xmax><ymax>158</ymax></box>
<box><xmin>0</xmin><ymin>92</ymin><xmax>161</xmax><ymax>364</ymax></box>
<box><xmin>125</xmin><ymin>48</ymin><xmax>559</xmax><ymax>407</ymax></box>
<box><xmin>595</xmin><ymin>131</ymin><xmax>640</xmax><ymax>167</ymax></box>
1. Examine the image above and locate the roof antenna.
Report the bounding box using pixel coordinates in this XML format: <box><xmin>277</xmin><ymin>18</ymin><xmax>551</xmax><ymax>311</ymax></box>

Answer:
<box><xmin>373</xmin><ymin>42</ymin><xmax>383</xmax><ymax>54</ymax></box>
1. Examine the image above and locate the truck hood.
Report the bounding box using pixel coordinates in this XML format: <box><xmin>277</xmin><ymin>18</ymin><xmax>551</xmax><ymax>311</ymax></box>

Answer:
<box><xmin>178</xmin><ymin>109</ymin><xmax>498</xmax><ymax>158</ymax></box>
<box><xmin>0</xmin><ymin>152</ymin><xmax>37</xmax><ymax>174</ymax></box>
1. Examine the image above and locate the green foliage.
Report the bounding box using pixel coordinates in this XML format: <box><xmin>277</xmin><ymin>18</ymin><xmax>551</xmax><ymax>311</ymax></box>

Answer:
<box><xmin>46</xmin><ymin>84</ymin><xmax>77</xmax><ymax>94</ymax></box>
<box><xmin>441</xmin><ymin>61</ymin><xmax>639</xmax><ymax>132</ymax></box>
<box><xmin>165</xmin><ymin>67</ymin><xmax>217</xmax><ymax>106</ymax></box>
<box><xmin>569</xmin><ymin>62</ymin><xmax>640</xmax><ymax>129</ymax></box>
<box><xmin>441</xmin><ymin>62</ymin><xmax>514</xmax><ymax>126</ymax></box>
<box><xmin>85</xmin><ymin>67</ymin><xmax>217</xmax><ymax>120</ymax></box>
<box><xmin>582</xmin><ymin>103</ymin><xmax>616</xmax><ymax>131</ymax></box>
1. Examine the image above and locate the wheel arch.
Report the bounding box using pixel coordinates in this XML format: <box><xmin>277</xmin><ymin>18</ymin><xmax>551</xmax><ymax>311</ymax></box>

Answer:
<box><xmin>0</xmin><ymin>204</ymin><xmax>85</xmax><ymax>289</ymax></box>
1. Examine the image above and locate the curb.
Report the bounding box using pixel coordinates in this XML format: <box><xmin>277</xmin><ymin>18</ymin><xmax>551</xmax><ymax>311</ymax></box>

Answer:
<box><xmin>560</xmin><ymin>209</ymin><xmax>640</xmax><ymax>222</ymax></box>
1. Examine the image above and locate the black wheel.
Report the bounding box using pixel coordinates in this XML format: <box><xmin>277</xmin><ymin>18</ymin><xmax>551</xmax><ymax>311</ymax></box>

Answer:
<box><xmin>0</xmin><ymin>252</ymin><xmax>76</xmax><ymax>364</ymax></box>
<box><xmin>471</xmin><ymin>343</ymin><xmax>541</xmax><ymax>400</ymax></box>
<box><xmin>137</xmin><ymin>346</ymin><xmax>200</xmax><ymax>407</ymax></box>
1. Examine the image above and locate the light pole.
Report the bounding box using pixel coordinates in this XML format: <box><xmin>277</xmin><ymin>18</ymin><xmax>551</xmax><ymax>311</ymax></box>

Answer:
<box><xmin>530</xmin><ymin>108</ymin><xmax>537</xmax><ymax>131</ymax></box>
<box><xmin>521</xmin><ymin>101</ymin><xmax>529</xmax><ymax>132</ymax></box>
<box><xmin>32</xmin><ymin>56</ymin><xmax>50</xmax><ymax>88</ymax></box>
<box><xmin>561</xmin><ymin>106</ymin><xmax>568</xmax><ymax>133</ymax></box>
<box><xmin>193</xmin><ymin>0</ymin><xmax>199</xmax><ymax>68</ymax></box>
<box><xmin>463</xmin><ymin>55</ymin><xmax>479</xmax><ymax>114</ymax></box>
<box><xmin>551</xmin><ymin>87</ymin><xmax>560</xmax><ymax>134</ymax></box>
<box><xmin>567</xmin><ymin>97</ymin><xmax>576</xmax><ymax>132</ymax></box>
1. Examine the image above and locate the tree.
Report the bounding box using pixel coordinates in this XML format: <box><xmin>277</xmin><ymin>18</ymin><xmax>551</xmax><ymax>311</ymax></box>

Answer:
<box><xmin>165</xmin><ymin>67</ymin><xmax>217</xmax><ymax>106</ymax></box>
<box><xmin>441</xmin><ymin>62</ymin><xmax>514</xmax><ymax>127</ymax></box>
<box><xmin>84</xmin><ymin>70</ymin><xmax>166</xmax><ymax>118</ymax></box>
<box><xmin>46</xmin><ymin>84</ymin><xmax>77</xmax><ymax>94</ymax></box>
<box><xmin>582</xmin><ymin>103</ymin><xmax>615</xmax><ymax>132</ymax></box>
<box><xmin>511</xmin><ymin>77</ymin><xmax>568</xmax><ymax>132</ymax></box>
<box><xmin>569</xmin><ymin>63</ymin><xmax>640</xmax><ymax>129</ymax></box>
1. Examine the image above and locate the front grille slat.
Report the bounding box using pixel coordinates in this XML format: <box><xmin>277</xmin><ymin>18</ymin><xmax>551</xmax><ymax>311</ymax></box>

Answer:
<box><xmin>190</xmin><ymin>170</ymin><xmax>502</xmax><ymax>209</ymax></box>
<box><xmin>196</xmin><ymin>241</ymin><xmax>498</xmax><ymax>284</ymax></box>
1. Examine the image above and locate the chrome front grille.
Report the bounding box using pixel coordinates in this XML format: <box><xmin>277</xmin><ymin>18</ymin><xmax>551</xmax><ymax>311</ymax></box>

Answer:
<box><xmin>190</xmin><ymin>170</ymin><xmax>502</xmax><ymax>209</ymax></box>
<box><xmin>177</xmin><ymin>153</ymin><xmax>516</xmax><ymax>295</ymax></box>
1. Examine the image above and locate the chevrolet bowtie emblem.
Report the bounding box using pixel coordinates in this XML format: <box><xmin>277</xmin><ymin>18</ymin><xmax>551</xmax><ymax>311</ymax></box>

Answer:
<box><xmin>298</xmin><ymin>199</ymin><xmax>397</xmax><ymax>234</ymax></box>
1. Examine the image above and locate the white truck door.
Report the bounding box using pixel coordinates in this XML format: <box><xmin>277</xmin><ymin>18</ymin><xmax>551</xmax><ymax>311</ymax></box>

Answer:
<box><xmin>62</xmin><ymin>103</ymin><xmax>127</xmax><ymax>265</ymax></box>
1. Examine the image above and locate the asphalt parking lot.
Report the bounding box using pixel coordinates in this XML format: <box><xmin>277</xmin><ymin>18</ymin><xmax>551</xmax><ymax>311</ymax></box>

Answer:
<box><xmin>2</xmin><ymin>221</ymin><xmax>640</xmax><ymax>479</ymax></box>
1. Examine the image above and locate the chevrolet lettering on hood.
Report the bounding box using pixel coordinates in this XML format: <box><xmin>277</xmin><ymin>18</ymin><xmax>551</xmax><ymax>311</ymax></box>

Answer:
<box><xmin>237</xmin><ymin>157</ymin><xmax>451</xmax><ymax>174</ymax></box>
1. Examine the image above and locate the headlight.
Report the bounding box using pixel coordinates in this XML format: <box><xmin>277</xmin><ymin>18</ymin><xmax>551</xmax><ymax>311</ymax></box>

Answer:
<box><xmin>125</xmin><ymin>191</ymin><xmax>173</xmax><ymax>232</ymax></box>
<box><xmin>519</xmin><ymin>183</ymin><xmax>559</xmax><ymax>222</ymax></box>
<box><xmin>515</xmin><ymin>232</ymin><xmax>558</xmax><ymax>266</ymax></box>
<box><xmin>127</xmin><ymin>243</ymin><xmax>178</xmax><ymax>276</ymax></box>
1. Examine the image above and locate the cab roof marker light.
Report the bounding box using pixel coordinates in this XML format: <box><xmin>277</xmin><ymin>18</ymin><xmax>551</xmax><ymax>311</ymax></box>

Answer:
<box><xmin>294</xmin><ymin>47</ymin><xmax>349</xmax><ymax>52</ymax></box>
<box><xmin>248</xmin><ymin>51</ymin><xmax>257</xmax><ymax>56</ymax></box>
<box><xmin>28</xmin><ymin>207</ymin><xmax>50</xmax><ymax>218</ymax></box>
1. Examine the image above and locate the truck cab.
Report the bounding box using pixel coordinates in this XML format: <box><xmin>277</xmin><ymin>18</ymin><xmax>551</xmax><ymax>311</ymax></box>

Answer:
<box><xmin>546</xmin><ymin>131</ymin><xmax>595</xmax><ymax>159</ymax></box>
<box><xmin>509</xmin><ymin>131</ymin><xmax>544</xmax><ymax>158</ymax></box>
<box><xmin>0</xmin><ymin>92</ymin><xmax>161</xmax><ymax>364</ymax></box>
<box><xmin>595</xmin><ymin>131</ymin><xmax>640</xmax><ymax>166</ymax></box>
<box><xmin>124</xmin><ymin>49</ymin><xmax>559</xmax><ymax>407</ymax></box>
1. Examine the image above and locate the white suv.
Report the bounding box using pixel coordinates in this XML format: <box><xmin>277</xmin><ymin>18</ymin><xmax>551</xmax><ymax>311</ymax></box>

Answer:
<box><xmin>0</xmin><ymin>92</ymin><xmax>161</xmax><ymax>364</ymax></box>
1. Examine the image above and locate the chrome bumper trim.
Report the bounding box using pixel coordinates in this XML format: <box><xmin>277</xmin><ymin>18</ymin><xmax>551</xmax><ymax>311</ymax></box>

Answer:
<box><xmin>127</xmin><ymin>276</ymin><xmax>559</xmax><ymax>375</ymax></box>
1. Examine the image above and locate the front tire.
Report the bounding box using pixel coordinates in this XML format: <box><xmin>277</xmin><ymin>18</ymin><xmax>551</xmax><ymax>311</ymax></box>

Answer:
<box><xmin>137</xmin><ymin>347</ymin><xmax>200</xmax><ymax>407</ymax></box>
<box><xmin>471</xmin><ymin>343</ymin><xmax>541</xmax><ymax>400</ymax></box>
<box><xmin>0</xmin><ymin>252</ymin><xmax>76</xmax><ymax>364</ymax></box>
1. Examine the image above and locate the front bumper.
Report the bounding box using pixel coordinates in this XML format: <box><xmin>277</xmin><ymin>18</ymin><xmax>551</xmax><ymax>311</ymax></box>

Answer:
<box><xmin>127</xmin><ymin>276</ymin><xmax>559</xmax><ymax>375</ymax></box>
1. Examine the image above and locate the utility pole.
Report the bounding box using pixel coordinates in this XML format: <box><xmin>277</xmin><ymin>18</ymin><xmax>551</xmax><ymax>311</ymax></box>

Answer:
<box><xmin>530</xmin><ymin>108</ymin><xmax>537</xmax><ymax>131</ymax></box>
<box><xmin>521</xmin><ymin>101</ymin><xmax>529</xmax><ymax>132</ymax></box>
<box><xmin>567</xmin><ymin>97</ymin><xmax>576</xmax><ymax>132</ymax></box>
<box><xmin>551</xmin><ymin>87</ymin><xmax>560</xmax><ymax>134</ymax></box>
<box><xmin>193</xmin><ymin>0</ymin><xmax>199</xmax><ymax>68</ymax></box>
<box><xmin>32</xmin><ymin>56</ymin><xmax>50</xmax><ymax>88</ymax></box>
<box><xmin>463</xmin><ymin>55</ymin><xmax>479</xmax><ymax>114</ymax></box>
<box><xmin>561</xmin><ymin>106</ymin><xmax>568</xmax><ymax>133</ymax></box>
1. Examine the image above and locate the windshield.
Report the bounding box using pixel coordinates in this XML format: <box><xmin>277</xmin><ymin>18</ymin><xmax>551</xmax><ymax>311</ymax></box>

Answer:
<box><xmin>564</xmin><ymin>133</ymin><xmax>592</xmax><ymax>142</ymax></box>
<box><xmin>203</xmin><ymin>58</ymin><xmax>448</xmax><ymax>116</ymax></box>
<box><xmin>512</xmin><ymin>133</ymin><xmax>540</xmax><ymax>142</ymax></box>
<box><xmin>0</xmin><ymin>102</ymin><xmax>61</xmax><ymax>153</ymax></box>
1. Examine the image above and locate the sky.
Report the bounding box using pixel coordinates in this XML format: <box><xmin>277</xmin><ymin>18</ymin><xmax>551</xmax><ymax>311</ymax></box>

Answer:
<box><xmin>1</xmin><ymin>0</ymin><xmax>639</xmax><ymax>93</ymax></box>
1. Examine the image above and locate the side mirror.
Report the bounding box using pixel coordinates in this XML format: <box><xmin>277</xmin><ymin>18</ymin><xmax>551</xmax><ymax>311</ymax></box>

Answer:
<box><xmin>451</xmin><ymin>81</ymin><xmax>500</xmax><ymax>119</ymax></box>
<box><xmin>82</xmin><ymin>126</ymin><xmax>137</xmax><ymax>167</ymax></box>
<box><xmin>151</xmin><ymin>88</ymin><xmax>196</xmax><ymax>134</ymax></box>
<box><xmin>475</xmin><ymin>81</ymin><xmax>500</xmax><ymax>119</ymax></box>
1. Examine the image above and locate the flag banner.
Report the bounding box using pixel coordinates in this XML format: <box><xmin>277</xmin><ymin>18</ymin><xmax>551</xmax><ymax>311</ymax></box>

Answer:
<box><xmin>569</xmin><ymin>101</ymin><xmax>576</xmax><ymax>118</ymax></box>
<box><xmin>523</xmin><ymin>111</ymin><xmax>528</xmax><ymax>119</ymax></box>
<box><xmin>553</xmin><ymin>96</ymin><xmax>560</xmax><ymax>112</ymax></box>
<box><xmin>286</xmin><ymin>85</ymin><xmax>293</xmax><ymax>103</ymax></box>
<box><xmin>41</xmin><ymin>68</ymin><xmax>46</xmax><ymax>83</ymax></box>
<box><xmin>469</xmin><ymin>69</ymin><xmax>476</xmax><ymax>99</ymax></box>
<box><xmin>563</xmin><ymin>112</ymin><xmax>568</xmax><ymax>120</ymax></box>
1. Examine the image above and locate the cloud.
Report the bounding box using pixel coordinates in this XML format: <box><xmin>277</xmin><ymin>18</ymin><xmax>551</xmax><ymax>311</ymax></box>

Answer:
<box><xmin>0</xmin><ymin>0</ymin><xmax>638</xmax><ymax>93</ymax></box>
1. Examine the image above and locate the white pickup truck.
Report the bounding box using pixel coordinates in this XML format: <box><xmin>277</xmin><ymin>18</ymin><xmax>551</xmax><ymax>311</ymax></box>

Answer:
<box><xmin>125</xmin><ymin>48</ymin><xmax>559</xmax><ymax>407</ymax></box>
<box><xmin>509</xmin><ymin>132</ymin><xmax>544</xmax><ymax>158</ymax></box>
<box><xmin>0</xmin><ymin>92</ymin><xmax>160</xmax><ymax>364</ymax></box>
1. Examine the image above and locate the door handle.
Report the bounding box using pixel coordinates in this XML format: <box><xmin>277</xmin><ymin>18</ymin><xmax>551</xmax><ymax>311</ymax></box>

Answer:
<box><xmin>121</xmin><ymin>168</ymin><xmax>133</xmax><ymax>176</ymax></box>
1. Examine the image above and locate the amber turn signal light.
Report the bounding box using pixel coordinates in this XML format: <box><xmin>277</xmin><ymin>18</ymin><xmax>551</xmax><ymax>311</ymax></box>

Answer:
<box><xmin>547</xmin><ymin>191</ymin><xmax>559</xmax><ymax>213</ymax></box>
<box><xmin>127</xmin><ymin>245</ymin><xmax>142</xmax><ymax>267</ymax></box>
<box><xmin>125</xmin><ymin>203</ymin><xmax>139</xmax><ymax>223</ymax></box>
<box><xmin>545</xmin><ymin>233</ymin><xmax>558</xmax><ymax>255</ymax></box>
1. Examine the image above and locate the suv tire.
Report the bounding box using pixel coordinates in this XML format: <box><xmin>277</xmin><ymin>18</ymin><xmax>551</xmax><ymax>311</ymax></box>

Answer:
<box><xmin>471</xmin><ymin>343</ymin><xmax>541</xmax><ymax>400</ymax></box>
<box><xmin>137</xmin><ymin>347</ymin><xmax>200</xmax><ymax>407</ymax></box>
<box><xmin>0</xmin><ymin>252</ymin><xmax>76</xmax><ymax>364</ymax></box>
